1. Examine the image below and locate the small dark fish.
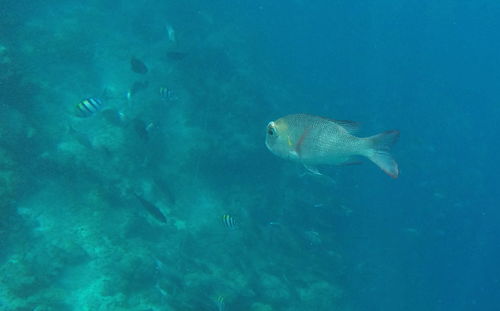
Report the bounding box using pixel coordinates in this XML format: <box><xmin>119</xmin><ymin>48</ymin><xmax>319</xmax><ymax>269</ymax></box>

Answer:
<box><xmin>166</xmin><ymin>51</ymin><xmax>188</xmax><ymax>60</ymax></box>
<box><xmin>134</xmin><ymin>193</ymin><xmax>167</xmax><ymax>223</ymax></box>
<box><xmin>130</xmin><ymin>57</ymin><xmax>148</xmax><ymax>74</ymax></box>
<box><xmin>75</xmin><ymin>97</ymin><xmax>103</xmax><ymax>118</ymax></box>
<box><xmin>222</xmin><ymin>214</ymin><xmax>237</xmax><ymax>229</ymax></box>
<box><xmin>129</xmin><ymin>81</ymin><xmax>149</xmax><ymax>97</ymax></box>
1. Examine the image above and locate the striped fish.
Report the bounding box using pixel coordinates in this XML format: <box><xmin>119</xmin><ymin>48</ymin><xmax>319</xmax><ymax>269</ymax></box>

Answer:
<box><xmin>215</xmin><ymin>296</ymin><xmax>225</xmax><ymax>311</ymax></box>
<box><xmin>75</xmin><ymin>97</ymin><xmax>103</xmax><ymax>118</ymax></box>
<box><xmin>159</xmin><ymin>87</ymin><xmax>177</xmax><ymax>102</ymax></box>
<box><xmin>222</xmin><ymin>214</ymin><xmax>237</xmax><ymax>229</ymax></box>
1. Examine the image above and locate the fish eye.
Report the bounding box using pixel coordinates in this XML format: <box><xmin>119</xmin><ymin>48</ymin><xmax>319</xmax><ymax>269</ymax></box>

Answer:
<box><xmin>267</xmin><ymin>124</ymin><xmax>276</xmax><ymax>136</ymax></box>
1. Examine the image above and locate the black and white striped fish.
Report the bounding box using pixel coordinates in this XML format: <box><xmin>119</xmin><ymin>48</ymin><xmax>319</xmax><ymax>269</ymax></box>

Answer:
<box><xmin>215</xmin><ymin>296</ymin><xmax>225</xmax><ymax>311</ymax></box>
<box><xmin>222</xmin><ymin>214</ymin><xmax>237</xmax><ymax>229</ymax></box>
<box><xmin>75</xmin><ymin>97</ymin><xmax>103</xmax><ymax>118</ymax></box>
<box><xmin>159</xmin><ymin>87</ymin><xmax>177</xmax><ymax>102</ymax></box>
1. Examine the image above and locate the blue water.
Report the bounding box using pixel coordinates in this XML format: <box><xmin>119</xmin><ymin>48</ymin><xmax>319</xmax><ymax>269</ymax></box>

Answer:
<box><xmin>0</xmin><ymin>0</ymin><xmax>498</xmax><ymax>310</ymax></box>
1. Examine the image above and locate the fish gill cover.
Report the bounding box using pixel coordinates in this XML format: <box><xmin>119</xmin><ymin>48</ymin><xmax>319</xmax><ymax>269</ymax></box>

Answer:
<box><xmin>0</xmin><ymin>0</ymin><xmax>498</xmax><ymax>310</ymax></box>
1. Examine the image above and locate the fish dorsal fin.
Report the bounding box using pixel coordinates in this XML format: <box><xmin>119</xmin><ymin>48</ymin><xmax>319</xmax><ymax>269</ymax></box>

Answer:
<box><xmin>324</xmin><ymin>118</ymin><xmax>360</xmax><ymax>133</ymax></box>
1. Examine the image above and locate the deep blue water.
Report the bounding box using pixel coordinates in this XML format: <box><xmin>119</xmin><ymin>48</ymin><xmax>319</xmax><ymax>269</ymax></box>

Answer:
<box><xmin>0</xmin><ymin>1</ymin><xmax>498</xmax><ymax>310</ymax></box>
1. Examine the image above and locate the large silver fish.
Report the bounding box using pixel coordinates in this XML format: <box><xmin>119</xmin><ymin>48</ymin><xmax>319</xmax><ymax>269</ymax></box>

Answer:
<box><xmin>265</xmin><ymin>114</ymin><xmax>400</xmax><ymax>178</ymax></box>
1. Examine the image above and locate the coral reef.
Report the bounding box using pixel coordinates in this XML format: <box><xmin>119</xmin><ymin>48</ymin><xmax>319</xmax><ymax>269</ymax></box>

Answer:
<box><xmin>0</xmin><ymin>2</ymin><xmax>348</xmax><ymax>311</ymax></box>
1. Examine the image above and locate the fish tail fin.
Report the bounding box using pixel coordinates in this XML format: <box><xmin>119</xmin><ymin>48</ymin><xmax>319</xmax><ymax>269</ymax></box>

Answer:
<box><xmin>365</xmin><ymin>130</ymin><xmax>400</xmax><ymax>178</ymax></box>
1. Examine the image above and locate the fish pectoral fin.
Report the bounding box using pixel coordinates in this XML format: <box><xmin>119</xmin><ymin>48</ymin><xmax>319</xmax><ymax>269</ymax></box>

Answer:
<box><xmin>304</xmin><ymin>164</ymin><xmax>322</xmax><ymax>175</ymax></box>
<box><xmin>288</xmin><ymin>150</ymin><xmax>300</xmax><ymax>160</ymax></box>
